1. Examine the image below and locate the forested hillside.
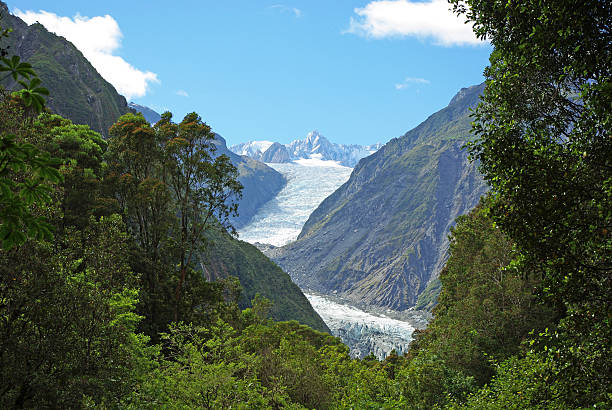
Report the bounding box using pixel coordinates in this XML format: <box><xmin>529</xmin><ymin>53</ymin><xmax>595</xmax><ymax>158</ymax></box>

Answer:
<box><xmin>0</xmin><ymin>1</ymin><xmax>130</xmax><ymax>136</ymax></box>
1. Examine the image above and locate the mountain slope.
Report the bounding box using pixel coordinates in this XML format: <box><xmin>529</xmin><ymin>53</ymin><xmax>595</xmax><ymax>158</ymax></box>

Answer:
<box><xmin>0</xmin><ymin>2</ymin><xmax>130</xmax><ymax>136</ymax></box>
<box><xmin>268</xmin><ymin>84</ymin><xmax>488</xmax><ymax>310</ymax></box>
<box><xmin>200</xmin><ymin>228</ymin><xmax>329</xmax><ymax>332</ymax></box>
<box><xmin>211</xmin><ymin>134</ymin><xmax>286</xmax><ymax>229</ymax></box>
<box><xmin>128</xmin><ymin>102</ymin><xmax>161</xmax><ymax>124</ymax></box>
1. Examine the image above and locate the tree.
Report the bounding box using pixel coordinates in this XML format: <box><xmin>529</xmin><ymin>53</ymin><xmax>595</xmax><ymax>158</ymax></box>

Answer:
<box><xmin>106</xmin><ymin>111</ymin><xmax>242</xmax><ymax>334</ymax></box>
<box><xmin>159</xmin><ymin>112</ymin><xmax>242</xmax><ymax>321</ymax></box>
<box><xmin>450</xmin><ymin>0</ymin><xmax>611</xmax><ymax>405</ymax></box>
<box><xmin>0</xmin><ymin>215</ymin><xmax>153</xmax><ymax>408</ymax></box>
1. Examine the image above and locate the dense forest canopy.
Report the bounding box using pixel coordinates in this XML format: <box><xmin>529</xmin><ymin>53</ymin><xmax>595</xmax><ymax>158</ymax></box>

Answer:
<box><xmin>0</xmin><ymin>0</ymin><xmax>610</xmax><ymax>407</ymax></box>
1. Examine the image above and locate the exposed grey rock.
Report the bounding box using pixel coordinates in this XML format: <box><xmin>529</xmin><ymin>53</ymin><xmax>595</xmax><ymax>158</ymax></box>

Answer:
<box><xmin>268</xmin><ymin>84</ymin><xmax>488</xmax><ymax>311</ymax></box>
<box><xmin>260</xmin><ymin>142</ymin><xmax>291</xmax><ymax>163</ymax></box>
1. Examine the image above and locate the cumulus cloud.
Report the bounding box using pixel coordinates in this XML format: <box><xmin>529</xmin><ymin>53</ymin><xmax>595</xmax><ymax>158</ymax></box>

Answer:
<box><xmin>14</xmin><ymin>8</ymin><xmax>159</xmax><ymax>99</ymax></box>
<box><xmin>176</xmin><ymin>89</ymin><xmax>189</xmax><ymax>97</ymax></box>
<box><xmin>270</xmin><ymin>4</ymin><xmax>302</xmax><ymax>18</ymax></box>
<box><xmin>395</xmin><ymin>77</ymin><xmax>430</xmax><ymax>90</ymax></box>
<box><xmin>346</xmin><ymin>0</ymin><xmax>483</xmax><ymax>46</ymax></box>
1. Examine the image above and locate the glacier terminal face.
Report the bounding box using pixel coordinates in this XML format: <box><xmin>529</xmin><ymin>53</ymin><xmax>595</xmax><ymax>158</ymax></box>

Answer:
<box><xmin>306</xmin><ymin>293</ymin><xmax>428</xmax><ymax>359</ymax></box>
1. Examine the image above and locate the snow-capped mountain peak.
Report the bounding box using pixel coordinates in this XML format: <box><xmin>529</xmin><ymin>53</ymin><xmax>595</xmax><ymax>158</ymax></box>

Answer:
<box><xmin>229</xmin><ymin>131</ymin><xmax>384</xmax><ymax>167</ymax></box>
<box><xmin>232</xmin><ymin>140</ymin><xmax>274</xmax><ymax>157</ymax></box>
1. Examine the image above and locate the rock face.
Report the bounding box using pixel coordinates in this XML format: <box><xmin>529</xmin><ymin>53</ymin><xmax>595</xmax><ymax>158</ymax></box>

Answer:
<box><xmin>211</xmin><ymin>134</ymin><xmax>286</xmax><ymax>229</ymax></box>
<box><xmin>259</xmin><ymin>142</ymin><xmax>291</xmax><ymax>163</ymax></box>
<box><xmin>0</xmin><ymin>2</ymin><xmax>130</xmax><ymax>136</ymax></box>
<box><xmin>267</xmin><ymin>84</ymin><xmax>488</xmax><ymax>311</ymax></box>
<box><xmin>200</xmin><ymin>229</ymin><xmax>330</xmax><ymax>333</ymax></box>
<box><xmin>128</xmin><ymin>102</ymin><xmax>161</xmax><ymax>124</ymax></box>
<box><xmin>231</xmin><ymin>131</ymin><xmax>382</xmax><ymax>167</ymax></box>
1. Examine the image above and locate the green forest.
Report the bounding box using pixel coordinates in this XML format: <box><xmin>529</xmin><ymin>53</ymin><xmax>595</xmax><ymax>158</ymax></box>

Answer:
<box><xmin>1</xmin><ymin>0</ymin><xmax>610</xmax><ymax>408</ymax></box>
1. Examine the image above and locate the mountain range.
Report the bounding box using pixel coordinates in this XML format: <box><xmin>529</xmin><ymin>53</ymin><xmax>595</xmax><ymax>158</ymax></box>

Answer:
<box><xmin>231</xmin><ymin>131</ymin><xmax>382</xmax><ymax>167</ymax></box>
<box><xmin>265</xmin><ymin>84</ymin><xmax>488</xmax><ymax>311</ymax></box>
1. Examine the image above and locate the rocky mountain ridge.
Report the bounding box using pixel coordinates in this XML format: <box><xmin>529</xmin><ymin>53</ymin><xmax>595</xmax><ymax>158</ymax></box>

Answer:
<box><xmin>0</xmin><ymin>2</ymin><xmax>130</xmax><ymax>136</ymax></box>
<box><xmin>266</xmin><ymin>84</ymin><xmax>488</xmax><ymax>311</ymax></box>
<box><xmin>231</xmin><ymin>131</ymin><xmax>382</xmax><ymax>167</ymax></box>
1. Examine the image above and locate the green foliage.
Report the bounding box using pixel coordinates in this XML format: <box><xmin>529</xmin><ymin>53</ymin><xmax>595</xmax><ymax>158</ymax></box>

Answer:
<box><xmin>201</xmin><ymin>227</ymin><xmax>330</xmax><ymax>332</ymax></box>
<box><xmin>0</xmin><ymin>133</ymin><xmax>61</xmax><ymax>248</ymax></box>
<box><xmin>0</xmin><ymin>215</ymin><xmax>154</xmax><ymax>407</ymax></box>
<box><xmin>13</xmin><ymin>76</ymin><xmax>49</xmax><ymax>114</ymax></box>
<box><xmin>450</xmin><ymin>0</ymin><xmax>612</xmax><ymax>406</ymax></box>
<box><xmin>454</xmin><ymin>351</ymin><xmax>562</xmax><ymax>409</ymax></box>
<box><xmin>410</xmin><ymin>202</ymin><xmax>552</xmax><ymax>390</ymax></box>
<box><xmin>36</xmin><ymin>113</ymin><xmax>111</xmax><ymax>229</ymax></box>
<box><xmin>106</xmin><ymin>111</ymin><xmax>243</xmax><ymax>338</ymax></box>
<box><xmin>0</xmin><ymin>55</ymin><xmax>35</xmax><ymax>82</ymax></box>
<box><xmin>414</xmin><ymin>277</ymin><xmax>441</xmax><ymax>311</ymax></box>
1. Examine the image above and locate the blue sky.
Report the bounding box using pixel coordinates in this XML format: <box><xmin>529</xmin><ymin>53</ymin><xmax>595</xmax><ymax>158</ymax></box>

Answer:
<box><xmin>8</xmin><ymin>1</ymin><xmax>492</xmax><ymax>147</ymax></box>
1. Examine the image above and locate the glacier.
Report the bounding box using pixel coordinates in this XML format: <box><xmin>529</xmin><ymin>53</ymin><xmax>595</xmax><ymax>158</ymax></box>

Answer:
<box><xmin>306</xmin><ymin>294</ymin><xmax>428</xmax><ymax>359</ymax></box>
<box><xmin>237</xmin><ymin>161</ymin><xmax>353</xmax><ymax>246</ymax></box>
<box><xmin>238</xmin><ymin>159</ymin><xmax>428</xmax><ymax>359</ymax></box>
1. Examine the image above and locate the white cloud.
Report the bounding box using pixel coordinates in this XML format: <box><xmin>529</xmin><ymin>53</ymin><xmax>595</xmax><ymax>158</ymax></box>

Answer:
<box><xmin>346</xmin><ymin>0</ymin><xmax>483</xmax><ymax>46</ymax></box>
<box><xmin>270</xmin><ymin>5</ymin><xmax>302</xmax><ymax>18</ymax></box>
<box><xmin>13</xmin><ymin>8</ymin><xmax>159</xmax><ymax>99</ymax></box>
<box><xmin>176</xmin><ymin>89</ymin><xmax>189</xmax><ymax>97</ymax></box>
<box><xmin>395</xmin><ymin>77</ymin><xmax>430</xmax><ymax>90</ymax></box>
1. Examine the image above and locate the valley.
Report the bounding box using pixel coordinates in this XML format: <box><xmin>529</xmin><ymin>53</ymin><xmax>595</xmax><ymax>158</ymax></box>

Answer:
<box><xmin>237</xmin><ymin>158</ymin><xmax>429</xmax><ymax>358</ymax></box>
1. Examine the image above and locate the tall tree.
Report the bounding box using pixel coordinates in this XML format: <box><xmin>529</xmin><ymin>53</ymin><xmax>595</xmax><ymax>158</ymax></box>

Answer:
<box><xmin>106</xmin><ymin>111</ymin><xmax>242</xmax><ymax>332</ymax></box>
<box><xmin>160</xmin><ymin>112</ymin><xmax>242</xmax><ymax>321</ymax></box>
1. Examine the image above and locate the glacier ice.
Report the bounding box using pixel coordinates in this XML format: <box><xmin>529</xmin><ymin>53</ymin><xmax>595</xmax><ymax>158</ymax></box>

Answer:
<box><xmin>237</xmin><ymin>161</ymin><xmax>353</xmax><ymax>246</ymax></box>
<box><xmin>306</xmin><ymin>294</ymin><xmax>425</xmax><ymax>359</ymax></box>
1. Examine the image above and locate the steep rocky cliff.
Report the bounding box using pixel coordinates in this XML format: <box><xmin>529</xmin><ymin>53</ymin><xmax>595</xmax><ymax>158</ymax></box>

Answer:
<box><xmin>268</xmin><ymin>84</ymin><xmax>488</xmax><ymax>310</ymax></box>
<box><xmin>0</xmin><ymin>2</ymin><xmax>130</xmax><ymax>136</ymax></box>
